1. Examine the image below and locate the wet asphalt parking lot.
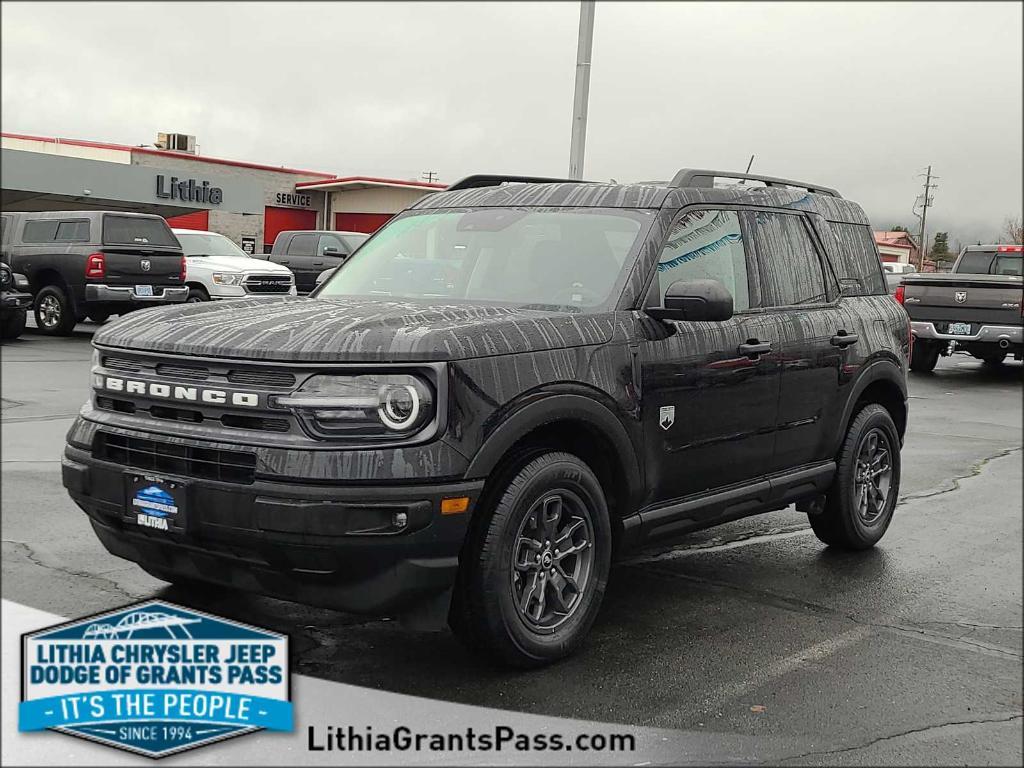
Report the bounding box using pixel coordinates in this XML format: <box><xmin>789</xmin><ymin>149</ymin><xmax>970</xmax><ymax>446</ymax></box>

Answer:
<box><xmin>2</xmin><ymin>320</ymin><xmax>1021</xmax><ymax>765</ymax></box>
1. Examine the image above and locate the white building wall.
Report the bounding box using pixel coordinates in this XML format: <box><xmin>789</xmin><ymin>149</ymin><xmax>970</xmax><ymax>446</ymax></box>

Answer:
<box><xmin>329</xmin><ymin>187</ymin><xmax>436</xmax><ymax>214</ymax></box>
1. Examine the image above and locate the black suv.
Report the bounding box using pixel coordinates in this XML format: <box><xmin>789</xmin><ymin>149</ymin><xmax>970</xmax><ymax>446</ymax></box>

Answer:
<box><xmin>0</xmin><ymin>211</ymin><xmax>187</xmax><ymax>334</ymax></box>
<box><xmin>63</xmin><ymin>170</ymin><xmax>910</xmax><ymax>666</ymax></box>
<box><xmin>1</xmin><ymin>259</ymin><xmax>33</xmax><ymax>340</ymax></box>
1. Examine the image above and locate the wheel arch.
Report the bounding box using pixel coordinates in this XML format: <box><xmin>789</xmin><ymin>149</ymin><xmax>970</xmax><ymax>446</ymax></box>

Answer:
<box><xmin>835</xmin><ymin>359</ymin><xmax>908</xmax><ymax>452</ymax></box>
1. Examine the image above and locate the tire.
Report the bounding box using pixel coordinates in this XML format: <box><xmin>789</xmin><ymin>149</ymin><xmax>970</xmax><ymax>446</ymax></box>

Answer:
<box><xmin>33</xmin><ymin>285</ymin><xmax>77</xmax><ymax>336</ymax></box>
<box><xmin>909</xmin><ymin>341</ymin><xmax>940</xmax><ymax>373</ymax></box>
<box><xmin>187</xmin><ymin>286</ymin><xmax>210</xmax><ymax>303</ymax></box>
<box><xmin>87</xmin><ymin>311</ymin><xmax>111</xmax><ymax>324</ymax></box>
<box><xmin>809</xmin><ymin>404</ymin><xmax>901</xmax><ymax>550</ymax></box>
<box><xmin>1</xmin><ymin>310</ymin><xmax>27</xmax><ymax>340</ymax></box>
<box><xmin>979</xmin><ymin>352</ymin><xmax>1006</xmax><ymax>366</ymax></box>
<box><xmin>451</xmin><ymin>451</ymin><xmax>612</xmax><ymax>667</ymax></box>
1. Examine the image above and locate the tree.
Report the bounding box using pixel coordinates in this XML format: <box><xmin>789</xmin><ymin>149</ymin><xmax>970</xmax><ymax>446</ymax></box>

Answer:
<box><xmin>930</xmin><ymin>231</ymin><xmax>950</xmax><ymax>258</ymax></box>
<box><xmin>1001</xmin><ymin>216</ymin><xmax>1023</xmax><ymax>244</ymax></box>
<box><xmin>890</xmin><ymin>225</ymin><xmax>909</xmax><ymax>232</ymax></box>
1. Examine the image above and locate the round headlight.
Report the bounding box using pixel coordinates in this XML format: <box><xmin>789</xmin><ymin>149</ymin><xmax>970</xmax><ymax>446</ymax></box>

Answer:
<box><xmin>378</xmin><ymin>383</ymin><xmax>421</xmax><ymax>431</ymax></box>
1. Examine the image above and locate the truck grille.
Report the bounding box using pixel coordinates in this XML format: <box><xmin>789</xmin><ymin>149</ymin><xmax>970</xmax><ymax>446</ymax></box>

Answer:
<box><xmin>94</xmin><ymin>432</ymin><xmax>257</xmax><ymax>484</ymax></box>
<box><xmin>243</xmin><ymin>274</ymin><xmax>292</xmax><ymax>294</ymax></box>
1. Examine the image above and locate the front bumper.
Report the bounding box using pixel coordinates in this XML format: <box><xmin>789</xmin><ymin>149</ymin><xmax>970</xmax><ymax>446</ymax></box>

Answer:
<box><xmin>911</xmin><ymin>321</ymin><xmax>1023</xmax><ymax>345</ymax></box>
<box><xmin>1</xmin><ymin>290</ymin><xmax>33</xmax><ymax>311</ymax></box>
<box><xmin>85</xmin><ymin>284</ymin><xmax>189</xmax><ymax>304</ymax></box>
<box><xmin>62</xmin><ymin>443</ymin><xmax>483</xmax><ymax>615</ymax></box>
<box><xmin>209</xmin><ymin>285</ymin><xmax>298</xmax><ymax>300</ymax></box>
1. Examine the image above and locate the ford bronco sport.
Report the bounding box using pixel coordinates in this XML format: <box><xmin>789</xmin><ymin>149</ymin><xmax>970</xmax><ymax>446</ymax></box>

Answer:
<box><xmin>63</xmin><ymin>170</ymin><xmax>910</xmax><ymax>667</ymax></box>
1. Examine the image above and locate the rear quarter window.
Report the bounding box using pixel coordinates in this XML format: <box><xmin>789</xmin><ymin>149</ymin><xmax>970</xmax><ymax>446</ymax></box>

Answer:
<box><xmin>22</xmin><ymin>220</ymin><xmax>60</xmax><ymax>243</ymax></box>
<box><xmin>826</xmin><ymin>222</ymin><xmax>886</xmax><ymax>296</ymax></box>
<box><xmin>102</xmin><ymin>215</ymin><xmax>177</xmax><ymax>247</ymax></box>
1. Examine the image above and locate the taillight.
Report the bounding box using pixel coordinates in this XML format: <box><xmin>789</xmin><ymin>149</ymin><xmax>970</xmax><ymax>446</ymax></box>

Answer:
<box><xmin>894</xmin><ymin>284</ymin><xmax>905</xmax><ymax>304</ymax></box>
<box><xmin>997</xmin><ymin>245</ymin><xmax>1022</xmax><ymax>252</ymax></box>
<box><xmin>180</xmin><ymin>256</ymin><xmax>187</xmax><ymax>281</ymax></box>
<box><xmin>85</xmin><ymin>252</ymin><xmax>105</xmax><ymax>279</ymax></box>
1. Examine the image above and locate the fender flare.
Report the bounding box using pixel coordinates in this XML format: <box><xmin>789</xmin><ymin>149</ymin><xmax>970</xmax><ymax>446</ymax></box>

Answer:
<box><xmin>464</xmin><ymin>392</ymin><xmax>644</xmax><ymax>511</ymax></box>
<box><xmin>834</xmin><ymin>357</ymin><xmax>908</xmax><ymax>452</ymax></box>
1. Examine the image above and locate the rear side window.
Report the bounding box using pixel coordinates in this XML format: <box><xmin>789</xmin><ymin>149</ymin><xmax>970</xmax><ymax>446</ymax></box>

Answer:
<box><xmin>749</xmin><ymin>211</ymin><xmax>827</xmax><ymax>306</ymax></box>
<box><xmin>102</xmin><ymin>215</ymin><xmax>177</xmax><ymax>247</ymax></box>
<box><xmin>655</xmin><ymin>209</ymin><xmax>752</xmax><ymax>311</ymax></box>
<box><xmin>287</xmin><ymin>234</ymin><xmax>317</xmax><ymax>255</ymax></box>
<box><xmin>55</xmin><ymin>220</ymin><xmax>90</xmax><ymax>242</ymax></box>
<box><xmin>22</xmin><ymin>220</ymin><xmax>60</xmax><ymax>243</ymax></box>
<box><xmin>957</xmin><ymin>251</ymin><xmax>1022</xmax><ymax>275</ymax></box>
<box><xmin>993</xmin><ymin>254</ymin><xmax>1022</xmax><ymax>276</ymax></box>
<box><xmin>826</xmin><ymin>222</ymin><xmax>886</xmax><ymax>296</ymax></box>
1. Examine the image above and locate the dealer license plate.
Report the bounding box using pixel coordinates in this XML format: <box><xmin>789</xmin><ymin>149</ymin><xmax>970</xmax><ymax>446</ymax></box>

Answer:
<box><xmin>134</xmin><ymin>284</ymin><xmax>154</xmax><ymax>297</ymax></box>
<box><xmin>948</xmin><ymin>322</ymin><xmax>972</xmax><ymax>336</ymax></box>
<box><xmin>125</xmin><ymin>473</ymin><xmax>187</xmax><ymax>534</ymax></box>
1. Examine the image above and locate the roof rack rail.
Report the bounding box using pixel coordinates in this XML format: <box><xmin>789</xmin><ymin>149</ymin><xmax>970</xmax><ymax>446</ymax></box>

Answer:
<box><xmin>446</xmin><ymin>174</ymin><xmax>591</xmax><ymax>191</ymax></box>
<box><xmin>670</xmin><ymin>168</ymin><xmax>841</xmax><ymax>198</ymax></box>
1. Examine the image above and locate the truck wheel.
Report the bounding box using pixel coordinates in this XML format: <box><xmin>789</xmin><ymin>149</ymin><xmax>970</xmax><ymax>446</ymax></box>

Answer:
<box><xmin>909</xmin><ymin>341</ymin><xmax>940</xmax><ymax>373</ymax></box>
<box><xmin>33</xmin><ymin>286</ymin><xmax>77</xmax><ymax>336</ymax></box>
<box><xmin>809</xmin><ymin>404</ymin><xmax>900</xmax><ymax>550</ymax></box>
<box><xmin>979</xmin><ymin>352</ymin><xmax>1006</xmax><ymax>366</ymax></box>
<box><xmin>187</xmin><ymin>286</ymin><xmax>210</xmax><ymax>303</ymax></box>
<box><xmin>451</xmin><ymin>452</ymin><xmax>611</xmax><ymax>667</ymax></box>
<box><xmin>87</xmin><ymin>311</ymin><xmax>111</xmax><ymax>324</ymax></box>
<box><xmin>1</xmin><ymin>310</ymin><xmax>27</xmax><ymax>340</ymax></box>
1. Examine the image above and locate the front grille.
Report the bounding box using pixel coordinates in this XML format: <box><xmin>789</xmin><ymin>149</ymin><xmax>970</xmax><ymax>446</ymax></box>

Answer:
<box><xmin>156</xmin><ymin>363</ymin><xmax>209</xmax><ymax>381</ymax></box>
<box><xmin>96</xmin><ymin>398</ymin><xmax>292</xmax><ymax>433</ymax></box>
<box><xmin>95</xmin><ymin>432</ymin><xmax>257</xmax><ymax>484</ymax></box>
<box><xmin>103</xmin><ymin>356</ymin><xmax>142</xmax><ymax>373</ymax></box>
<box><xmin>244</xmin><ymin>274</ymin><xmax>292</xmax><ymax>294</ymax></box>
<box><xmin>226</xmin><ymin>369</ymin><xmax>296</xmax><ymax>387</ymax></box>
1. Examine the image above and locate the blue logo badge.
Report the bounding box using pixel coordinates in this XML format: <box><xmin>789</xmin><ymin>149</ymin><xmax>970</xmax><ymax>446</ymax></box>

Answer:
<box><xmin>20</xmin><ymin>600</ymin><xmax>292</xmax><ymax>758</ymax></box>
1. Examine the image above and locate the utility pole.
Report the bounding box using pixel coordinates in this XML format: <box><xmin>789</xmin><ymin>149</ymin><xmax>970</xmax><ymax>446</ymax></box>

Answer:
<box><xmin>568</xmin><ymin>1</ymin><xmax>595</xmax><ymax>180</ymax></box>
<box><xmin>421</xmin><ymin>171</ymin><xmax>439</xmax><ymax>184</ymax></box>
<box><xmin>914</xmin><ymin>165</ymin><xmax>938</xmax><ymax>270</ymax></box>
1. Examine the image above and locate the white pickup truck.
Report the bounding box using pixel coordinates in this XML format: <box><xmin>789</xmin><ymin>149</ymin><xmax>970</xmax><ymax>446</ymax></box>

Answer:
<box><xmin>173</xmin><ymin>229</ymin><xmax>296</xmax><ymax>302</ymax></box>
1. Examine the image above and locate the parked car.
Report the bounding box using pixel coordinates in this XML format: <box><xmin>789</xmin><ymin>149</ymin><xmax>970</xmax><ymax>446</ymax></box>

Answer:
<box><xmin>883</xmin><ymin>262</ymin><xmax>917</xmax><ymax>275</ymax></box>
<box><xmin>898</xmin><ymin>244</ymin><xmax>1023</xmax><ymax>371</ymax></box>
<box><xmin>261</xmin><ymin>230</ymin><xmax>368</xmax><ymax>294</ymax></box>
<box><xmin>1</xmin><ymin>259</ymin><xmax>33</xmax><ymax>340</ymax></box>
<box><xmin>886</xmin><ymin>271</ymin><xmax>908</xmax><ymax>296</ymax></box>
<box><xmin>172</xmin><ymin>229</ymin><xmax>296</xmax><ymax>302</ymax></box>
<box><xmin>65</xmin><ymin>169</ymin><xmax>909</xmax><ymax>667</ymax></box>
<box><xmin>0</xmin><ymin>211</ymin><xmax>187</xmax><ymax>335</ymax></box>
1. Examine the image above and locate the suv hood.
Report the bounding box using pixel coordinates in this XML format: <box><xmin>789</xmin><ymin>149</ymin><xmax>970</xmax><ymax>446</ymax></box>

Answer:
<box><xmin>93</xmin><ymin>296</ymin><xmax>616</xmax><ymax>362</ymax></box>
<box><xmin>185</xmin><ymin>255</ymin><xmax>292</xmax><ymax>275</ymax></box>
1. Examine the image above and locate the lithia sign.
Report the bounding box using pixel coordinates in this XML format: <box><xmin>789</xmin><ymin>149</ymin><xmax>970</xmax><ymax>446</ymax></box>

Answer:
<box><xmin>156</xmin><ymin>175</ymin><xmax>224</xmax><ymax>205</ymax></box>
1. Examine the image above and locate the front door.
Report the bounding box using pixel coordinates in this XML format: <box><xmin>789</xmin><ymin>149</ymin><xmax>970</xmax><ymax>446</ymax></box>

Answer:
<box><xmin>638</xmin><ymin>208</ymin><xmax>781</xmax><ymax>507</ymax></box>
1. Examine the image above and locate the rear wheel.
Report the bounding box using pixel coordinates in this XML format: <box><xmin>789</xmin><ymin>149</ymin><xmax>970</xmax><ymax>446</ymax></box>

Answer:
<box><xmin>451</xmin><ymin>452</ymin><xmax>611</xmax><ymax>667</ymax></box>
<box><xmin>1</xmin><ymin>310</ymin><xmax>27</xmax><ymax>340</ymax></box>
<box><xmin>809</xmin><ymin>404</ymin><xmax>901</xmax><ymax>550</ymax></box>
<box><xmin>87</xmin><ymin>310</ymin><xmax>111</xmax><ymax>324</ymax></box>
<box><xmin>978</xmin><ymin>351</ymin><xmax>1006</xmax><ymax>366</ymax></box>
<box><xmin>909</xmin><ymin>340</ymin><xmax>940</xmax><ymax>372</ymax></box>
<box><xmin>33</xmin><ymin>286</ymin><xmax>77</xmax><ymax>336</ymax></box>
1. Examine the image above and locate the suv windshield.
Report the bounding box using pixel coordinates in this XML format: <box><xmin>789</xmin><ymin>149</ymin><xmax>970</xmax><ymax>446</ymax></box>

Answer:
<box><xmin>176</xmin><ymin>232</ymin><xmax>250</xmax><ymax>258</ymax></box>
<box><xmin>317</xmin><ymin>208</ymin><xmax>651</xmax><ymax>310</ymax></box>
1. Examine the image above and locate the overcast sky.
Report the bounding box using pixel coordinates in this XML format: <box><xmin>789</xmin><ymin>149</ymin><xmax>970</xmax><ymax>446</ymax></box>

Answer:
<box><xmin>2</xmin><ymin>1</ymin><xmax>1021</xmax><ymax>244</ymax></box>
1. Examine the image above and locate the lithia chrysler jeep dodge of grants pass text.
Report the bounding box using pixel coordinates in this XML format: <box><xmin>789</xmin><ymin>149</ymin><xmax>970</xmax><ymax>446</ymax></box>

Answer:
<box><xmin>63</xmin><ymin>169</ymin><xmax>910</xmax><ymax>667</ymax></box>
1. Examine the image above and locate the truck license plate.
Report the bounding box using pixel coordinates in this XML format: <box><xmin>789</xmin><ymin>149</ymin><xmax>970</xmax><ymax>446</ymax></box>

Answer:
<box><xmin>135</xmin><ymin>285</ymin><xmax>154</xmax><ymax>297</ymax></box>
<box><xmin>948</xmin><ymin>322</ymin><xmax>971</xmax><ymax>336</ymax></box>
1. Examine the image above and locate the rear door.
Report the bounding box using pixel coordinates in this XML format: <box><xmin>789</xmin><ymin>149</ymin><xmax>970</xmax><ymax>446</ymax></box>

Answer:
<box><xmin>282</xmin><ymin>233</ymin><xmax>320</xmax><ymax>293</ymax></box>
<box><xmin>314</xmin><ymin>233</ymin><xmax>351</xmax><ymax>275</ymax></box>
<box><xmin>748</xmin><ymin>209</ymin><xmax>847</xmax><ymax>473</ymax></box>
<box><xmin>100</xmin><ymin>215</ymin><xmax>183</xmax><ymax>288</ymax></box>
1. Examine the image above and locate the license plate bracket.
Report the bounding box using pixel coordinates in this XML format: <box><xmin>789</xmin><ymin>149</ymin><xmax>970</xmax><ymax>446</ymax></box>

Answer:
<box><xmin>124</xmin><ymin>473</ymin><xmax>188</xmax><ymax>534</ymax></box>
<box><xmin>135</xmin><ymin>284</ymin><xmax>155</xmax><ymax>297</ymax></box>
<box><xmin>948</xmin><ymin>322</ymin><xmax>972</xmax><ymax>336</ymax></box>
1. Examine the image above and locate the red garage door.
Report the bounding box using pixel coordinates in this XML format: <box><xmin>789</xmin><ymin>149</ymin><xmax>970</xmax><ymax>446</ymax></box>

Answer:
<box><xmin>165</xmin><ymin>210</ymin><xmax>209</xmax><ymax>231</ymax></box>
<box><xmin>335</xmin><ymin>212</ymin><xmax>393</xmax><ymax>234</ymax></box>
<box><xmin>265</xmin><ymin>206</ymin><xmax>317</xmax><ymax>246</ymax></box>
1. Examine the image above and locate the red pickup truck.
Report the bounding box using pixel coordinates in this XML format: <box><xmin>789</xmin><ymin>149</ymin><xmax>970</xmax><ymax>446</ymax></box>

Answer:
<box><xmin>897</xmin><ymin>245</ymin><xmax>1023</xmax><ymax>371</ymax></box>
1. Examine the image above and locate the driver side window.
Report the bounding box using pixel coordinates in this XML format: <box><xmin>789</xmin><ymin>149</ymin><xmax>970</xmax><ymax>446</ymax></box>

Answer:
<box><xmin>655</xmin><ymin>209</ymin><xmax>752</xmax><ymax>311</ymax></box>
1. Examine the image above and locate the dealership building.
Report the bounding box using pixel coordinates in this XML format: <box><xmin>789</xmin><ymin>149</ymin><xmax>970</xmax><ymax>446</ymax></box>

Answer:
<box><xmin>0</xmin><ymin>132</ymin><xmax>445</xmax><ymax>251</ymax></box>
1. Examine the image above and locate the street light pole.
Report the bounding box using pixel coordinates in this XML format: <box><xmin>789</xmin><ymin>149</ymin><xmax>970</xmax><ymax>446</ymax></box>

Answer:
<box><xmin>568</xmin><ymin>1</ymin><xmax>595</xmax><ymax>180</ymax></box>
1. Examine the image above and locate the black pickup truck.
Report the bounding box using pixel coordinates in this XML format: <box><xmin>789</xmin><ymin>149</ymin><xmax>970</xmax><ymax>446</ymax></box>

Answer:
<box><xmin>260</xmin><ymin>230</ymin><xmax>368</xmax><ymax>294</ymax></box>
<box><xmin>898</xmin><ymin>245</ymin><xmax>1023</xmax><ymax>371</ymax></box>
<box><xmin>0</xmin><ymin>211</ymin><xmax>188</xmax><ymax>335</ymax></box>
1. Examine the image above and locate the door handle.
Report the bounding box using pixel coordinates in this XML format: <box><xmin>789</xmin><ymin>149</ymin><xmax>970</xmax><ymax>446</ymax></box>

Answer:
<box><xmin>312</xmin><ymin>261</ymin><xmax>324</xmax><ymax>266</ymax></box>
<box><xmin>279</xmin><ymin>259</ymin><xmax>291</xmax><ymax>265</ymax></box>
<box><xmin>738</xmin><ymin>340</ymin><xmax>772</xmax><ymax>358</ymax></box>
<box><xmin>830</xmin><ymin>332</ymin><xmax>859</xmax><ymax>348</ymax></box>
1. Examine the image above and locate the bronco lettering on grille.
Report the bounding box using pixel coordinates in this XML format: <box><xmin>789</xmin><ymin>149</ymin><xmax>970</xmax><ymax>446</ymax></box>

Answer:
<box><xmin>94</xmin><ymin>375</ymin><xmax>260</xmax><ymax>408</ymax></box>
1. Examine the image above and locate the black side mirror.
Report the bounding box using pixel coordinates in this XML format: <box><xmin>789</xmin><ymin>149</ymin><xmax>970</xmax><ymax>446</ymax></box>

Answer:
<box><xmin>647</xmin><ymin>279</ymin><xmax>734</xmax><ymax>322</ymax></box>
<box><xmin>322</xmin><ymin>246</ymin><xmax>346</xmax><ymax>257</ymax></box>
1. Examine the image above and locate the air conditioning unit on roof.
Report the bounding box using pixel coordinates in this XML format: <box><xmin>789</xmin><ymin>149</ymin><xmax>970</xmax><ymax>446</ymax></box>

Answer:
<box><xmin>156</xmin><ymin>132</ymin><xmax>197</xmax><ymax>154</ymax></box>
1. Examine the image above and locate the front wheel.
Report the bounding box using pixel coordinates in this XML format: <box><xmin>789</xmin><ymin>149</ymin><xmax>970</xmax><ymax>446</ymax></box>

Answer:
<box><xmin>451</xmin><ymin>452</ymin><xmax>612</xmax><ymax>667</ymax></box>
<box><xmin>809</xmin><ymin>404</ymin><xmax>901</xmax><ymax>550</ymax></box>
<box><xmin>187</xmin><ymin>286</ymin><xmax>210</xmax><ymax>303</ymax></box>
<box><xmin>1</xmin><ymin>310</ymin><xmax>27</xmax><ymax>340</ymax></box>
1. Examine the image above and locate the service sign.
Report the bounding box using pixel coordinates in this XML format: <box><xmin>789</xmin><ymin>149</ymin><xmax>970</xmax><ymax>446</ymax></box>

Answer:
<box><xmin>20</xmin><ymin>600</ymin><xmax>291</xmax><ymax>758</ymax></box>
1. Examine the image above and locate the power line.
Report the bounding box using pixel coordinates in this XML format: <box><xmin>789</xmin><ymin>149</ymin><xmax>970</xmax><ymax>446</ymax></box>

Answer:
<box><xmin>913</xmin><ymin>165</ymin><xmax>939</xmax><ymax>270</ymax></box>
<box><xmin>421</xmin><ymin>171</ymin><xmax>440</xmax><ymax>184</ymax></box>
